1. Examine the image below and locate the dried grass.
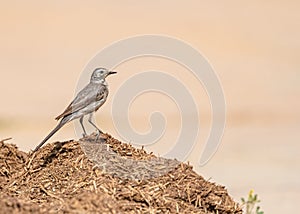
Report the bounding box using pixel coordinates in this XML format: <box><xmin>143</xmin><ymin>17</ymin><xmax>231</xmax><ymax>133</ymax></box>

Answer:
<box><xmin>0</xmin><ymin>135</ymin><xmax>242</xmax><ymax>213</ymax></box>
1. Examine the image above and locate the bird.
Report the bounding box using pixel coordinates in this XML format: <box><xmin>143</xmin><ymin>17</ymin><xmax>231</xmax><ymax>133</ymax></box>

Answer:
<box><xmin>33</xmin><ymin>67</ymin><xmax>117</xmax><ymax>152</ymax></box>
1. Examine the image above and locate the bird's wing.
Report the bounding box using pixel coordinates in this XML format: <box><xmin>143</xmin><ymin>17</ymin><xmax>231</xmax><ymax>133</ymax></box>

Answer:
<box><xmin>55</xmin><ymin>83</ymin><xmax>106</xmax><ymax>120</ymax></box>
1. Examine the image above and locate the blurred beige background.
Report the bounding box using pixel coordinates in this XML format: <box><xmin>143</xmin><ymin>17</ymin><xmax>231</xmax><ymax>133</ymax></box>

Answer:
<box><xmin>1</xmin><ymin>1</ymin><xmax>300</xmax><ymax>213</ymax></box>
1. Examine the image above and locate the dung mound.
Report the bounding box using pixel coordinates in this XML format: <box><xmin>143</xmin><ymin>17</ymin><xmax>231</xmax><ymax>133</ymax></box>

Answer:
<box><xmin>0</xmin><ymin>136</ymin><xmax>242</xmax><ymax>213</ymax></box>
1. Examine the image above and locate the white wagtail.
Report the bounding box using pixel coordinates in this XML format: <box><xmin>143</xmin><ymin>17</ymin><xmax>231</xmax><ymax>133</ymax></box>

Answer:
<box><xmin>33</xmin><ymin>68</ymin><xmax>117</xmax><ymax>152</ymax></box>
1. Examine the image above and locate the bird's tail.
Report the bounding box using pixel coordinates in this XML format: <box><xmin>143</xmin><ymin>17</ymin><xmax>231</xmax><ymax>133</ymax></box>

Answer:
<box><xmin>33</xmin><ymin>119</ymin><xmax>67</xmax><ymax>152</ymax></box>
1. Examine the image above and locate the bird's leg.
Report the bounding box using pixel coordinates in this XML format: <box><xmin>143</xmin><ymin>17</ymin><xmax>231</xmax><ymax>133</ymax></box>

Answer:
<box><xmin>88</xmin><ymin>113</ymin><xmax>103</xmax><ymax>141</ymax></box>
<box><xmin>79</xmin><ymin>116</ymin><xmax>87</xmax><ymax>137</ymax></box>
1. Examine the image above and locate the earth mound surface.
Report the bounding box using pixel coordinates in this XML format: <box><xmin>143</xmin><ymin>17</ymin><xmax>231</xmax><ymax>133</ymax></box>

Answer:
<box><xmin>0</xmin><ymin>136</ymin><xmax>242</xmax><ymax>213</ymax></box>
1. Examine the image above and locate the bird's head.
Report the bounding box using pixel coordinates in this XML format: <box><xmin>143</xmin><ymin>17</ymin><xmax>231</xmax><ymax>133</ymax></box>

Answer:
<box><xmin>90</xmin><ymin>68</ymin><xmax>117</xmax><ymax>82</ymax></box>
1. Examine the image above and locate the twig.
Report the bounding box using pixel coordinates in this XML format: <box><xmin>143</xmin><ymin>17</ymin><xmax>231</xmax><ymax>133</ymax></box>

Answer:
<box><xmin>40</xmin><ymin>185</ymin><xmax>64</xmax><ymax>203</ymax></box>
<box><xmin>0</xmin><ymin>137</ymin><xmax>12</xmax><ymax>143</ymax></box>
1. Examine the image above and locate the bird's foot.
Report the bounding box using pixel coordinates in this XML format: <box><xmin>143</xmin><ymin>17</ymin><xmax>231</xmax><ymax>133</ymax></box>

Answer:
<box><xmin>95</xmin><ymin>130</ymin><xmax>106</xmax><ymax>143</ymax></box>
<box><xmin>95</xmin><ymin>130</ymin><xmax>100</xmax><ymax>142</ymax></box>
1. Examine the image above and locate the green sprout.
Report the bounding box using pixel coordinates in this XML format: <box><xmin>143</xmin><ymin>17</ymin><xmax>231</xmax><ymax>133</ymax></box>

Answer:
<box><xmin>241</xmin><ymin>190</ymin><xmax>264</xmax><ymax>214</ymax></box>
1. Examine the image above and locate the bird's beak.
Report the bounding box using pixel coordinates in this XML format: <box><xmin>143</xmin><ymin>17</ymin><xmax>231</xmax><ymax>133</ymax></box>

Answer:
<box><xmin>108</xmin><ymin>71</ymin><xmax>117</xmax><ymax>75</ymax></box>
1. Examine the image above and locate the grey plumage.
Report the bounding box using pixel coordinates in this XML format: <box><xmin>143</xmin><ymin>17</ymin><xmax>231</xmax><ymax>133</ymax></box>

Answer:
<box><xmin>33</xmin><ymin>68</ymin><xmax>116</xmax><ymax>152</ymax></box>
